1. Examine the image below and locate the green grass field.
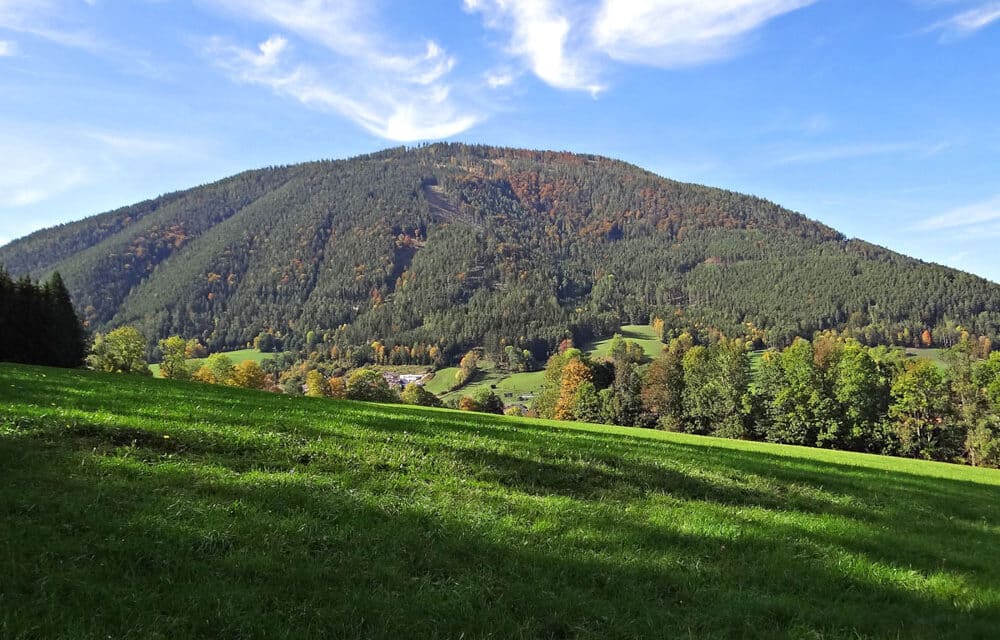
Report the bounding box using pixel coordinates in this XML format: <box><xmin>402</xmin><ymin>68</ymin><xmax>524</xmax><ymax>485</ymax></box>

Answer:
<box><xmin>422</xmin><ymin>365</ymin><xmax>461</xmax><ymax>394</ymax></box>
<box><xmin>585</xmin><ymin>324</ymin><xmax>665</xmax><ymax>361</ymax></box>
<box><xmin>905</xmin><ymin>347</ymin><xmax>949</xmax><ymax>367</ymax></box>
<box><xmin>426</xmin><ymin>362</ymin><xmax>546</xmax><ymax>403</ymax></box>
<box><xmin>150</xmin><ymin>348</ymin><xmax>285</xmax><ymax>378</ymax></box>
<box><xmin>2</xmin><ymin>363</ymin><xmax>999</xmax><ymax>639</ymax></box>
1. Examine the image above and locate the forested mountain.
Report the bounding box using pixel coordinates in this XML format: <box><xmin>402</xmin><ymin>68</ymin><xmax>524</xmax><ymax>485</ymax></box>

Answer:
<box><xmin>2</xmin><ymin>143</ymin><xmax>998</xmax><ymax>362</ymax></box>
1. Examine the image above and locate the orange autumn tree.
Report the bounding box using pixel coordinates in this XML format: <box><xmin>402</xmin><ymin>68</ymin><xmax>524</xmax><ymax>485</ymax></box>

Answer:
<box><xmin>554</xmin><ymin>357</ymin><xmax>592</xmax><ymax>421</ymax></box>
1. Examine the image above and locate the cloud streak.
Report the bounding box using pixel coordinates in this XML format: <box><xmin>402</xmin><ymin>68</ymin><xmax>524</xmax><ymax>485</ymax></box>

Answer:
<box><xmin>917</xmin><ymin>195</ymin><xmax>1000</xmax><ymax>231</ymax></box>
<box><xmin>926</xmin><ymin>1</ymin><xmax>1000</xmax><ymax>41</ymax></box>
<box><xmin>0</xmin><ymin>126</ymin><xmax>200</xmax><ymax>210</ymax></box>
<box><xmin>772</xmin><ymin>141</ymin><xmax>945</xmax><ymax>166</ymax></box>
<box><xmin>0</xmin><ymin>0</ymin><xmax>108</xmax><ymax>53</ymax></box>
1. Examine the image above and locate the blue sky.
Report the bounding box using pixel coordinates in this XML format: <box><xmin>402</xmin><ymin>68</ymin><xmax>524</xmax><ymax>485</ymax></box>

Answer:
<box><xmin>1</xmin><ymin>0</ymin><xmax>999</xmax><ymax>282</ymax></box>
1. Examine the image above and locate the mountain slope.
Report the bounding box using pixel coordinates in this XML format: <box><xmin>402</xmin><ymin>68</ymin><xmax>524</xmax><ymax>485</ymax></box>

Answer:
<box><xmin>2</xmin><ymin>143</ymin><xmax>998</xmax><ymax>358</ymax></box>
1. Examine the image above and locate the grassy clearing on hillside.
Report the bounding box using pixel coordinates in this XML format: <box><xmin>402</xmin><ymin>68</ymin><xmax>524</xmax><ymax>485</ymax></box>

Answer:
<box><xmin>905</xmin><ymin>347</ymin><xmax>949</xmax><ymax>367</ymax></box>
<box><xmin>427</xmin><ymin>363</ymin><xmax>546</xmax><ymax>403</ymax></box>
<box><xmin>422</xmin><ymin>365</ymin><xmax>461</xmax><ymax>394</ymax></box>
<box><xmin>585</xmin><ymin>324</ymin><xmax>664</xmax><ymax>360</ymax></box>
<box><xmin>428</xmin><ymin>325</ymin><xmax>661</xmax><ymax>402</ymax></box>
<box><xmin>2</xmin><ymin>363</ymin><xmax>999</xmax><ymax>639</ymax></box>
<box><xmin>150</xmin><ymin>348</ymin><xmax>284</xmax><ymax>378</ymax></box>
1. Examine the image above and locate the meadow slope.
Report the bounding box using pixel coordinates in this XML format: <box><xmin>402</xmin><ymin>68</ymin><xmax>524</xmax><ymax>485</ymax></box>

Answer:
<box><xmin>2</xmin><ymin>363</ymin><xmax>999</xmax><ymax>639</ymax></box>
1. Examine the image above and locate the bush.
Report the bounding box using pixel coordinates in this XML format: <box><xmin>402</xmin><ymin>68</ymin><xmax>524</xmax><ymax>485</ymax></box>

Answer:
<box><xmin>401</xmin><ymin>382</ymin><xmax>441</xmax><ymax>407</ymax></box>
<box><xmin>346</xmin><ymin>369</ymin><xmax>398</xmax><ymax>403</ymax></box>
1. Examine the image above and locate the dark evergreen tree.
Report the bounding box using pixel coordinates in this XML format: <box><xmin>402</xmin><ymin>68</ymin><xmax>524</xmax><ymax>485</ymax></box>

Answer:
<box><xmin>0</xmin><ymin>268</ymin><xmax>86</xmax><ymax>368</ymax></box>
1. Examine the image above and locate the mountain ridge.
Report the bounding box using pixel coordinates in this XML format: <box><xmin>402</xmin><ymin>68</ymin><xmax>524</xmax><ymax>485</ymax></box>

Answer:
<box><xmin>2</xmin><ymin>143</ymin><xmax>997</xmax><ymax>360</ymax></box>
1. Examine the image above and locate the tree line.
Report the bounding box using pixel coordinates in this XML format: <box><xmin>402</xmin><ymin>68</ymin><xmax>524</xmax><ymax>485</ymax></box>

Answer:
<box><xmin>532</xmin><ymin>331</ymin><xmax>1000</xmax><ymax>467</ymax></box>
<box><xmin>49</xmin><ymin>315</ymin><xmax>1000</xmax><ymax>468</ymax></box>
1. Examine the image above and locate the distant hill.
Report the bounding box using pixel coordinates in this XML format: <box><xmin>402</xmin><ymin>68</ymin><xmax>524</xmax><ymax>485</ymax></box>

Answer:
<box><xmin>2</xmin><ymin>143</ymin><xmax>998</xmax><ymax>359</ymax></box>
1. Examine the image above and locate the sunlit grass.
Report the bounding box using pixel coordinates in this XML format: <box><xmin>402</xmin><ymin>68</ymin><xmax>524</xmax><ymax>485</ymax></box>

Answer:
<box><xmin>149</xmin><ymin>348</ymin><xmax>286</xmax><ymax>377</ymax></box>
<box><xmin>585</xmin><ymin>324</ymin><xmax>665</xmax><ymax>360</ymax></box>
<box><xmin>2</xmin><ymin>363</ymin><xmax>999</xmax><ymax>639</ymax></box>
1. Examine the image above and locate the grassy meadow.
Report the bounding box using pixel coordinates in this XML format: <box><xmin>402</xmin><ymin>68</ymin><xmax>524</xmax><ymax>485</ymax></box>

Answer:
<box><xmin>2</xmin><ymin>363</ymin><xmax>1000</xmax><ymax>639</ymax></box>
<box><xmin>584</xmin><ymin>324</ymin><xmax>665</xmax><ymax>361</ymax></box>
<box><xmin>425</xmin><ymin>362</ymin><xmax>545</xmax><ymax>402</ymax></box>
<box><xmin>150</xmin><ymin>348</ymin><xmax>285</xmax><ymax>378</ymax></box>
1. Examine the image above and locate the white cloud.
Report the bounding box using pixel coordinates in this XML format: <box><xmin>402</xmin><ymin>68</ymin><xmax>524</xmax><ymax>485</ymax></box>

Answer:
<box><xmin>593</xmin><ymin>0</ymin><xmax>815</xmax><ymax>67</ymax></box>
<box><xmin>467</xmin><ymin>0</ymin><xmax>813</xmax><ymax>92</ymax></box>
<box><xmin>0</xmin><ymin>39</ymin><xmax>14</xmax><ymax>56</ymax></box>
<box><xmin>485</xmin><ymin>68</ymin><xmax>517</xmax><ymax>88</ymax></box>
<box><xmin>917</xmin><ymin>195</ymin><xmax>1000</xmax><ymax>230</ymax></box>
<box><xmin>927</xmin><ymin>2</ymin><xmax>1000</xmax><ymax>40</ymax></box>
<box><xmin>203</xmin><ymin>1</ymin><xmax>480</xmax><ymax>141</ymax></box>
<box><xmin>465</xmin><ymin>0</ymin><xmax>604</xmax><ymax>94</ymax></box>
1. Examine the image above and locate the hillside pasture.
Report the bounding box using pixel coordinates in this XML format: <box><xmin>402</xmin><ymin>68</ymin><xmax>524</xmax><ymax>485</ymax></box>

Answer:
<box><xmin>150</xmin><ymin>348</ymin><xmax>285</xmax><ymax>378</ymax></box>
<box><xmin>2</xmin><ymin>363</ymin><xmax>999</xmax><ymax>638</ymax></box>
<box><xmin>427</xmin><ymin>361</ymin><xmax>546</xmax><ymax>403</ymax></box>
<box><xmin>585</xmin><ymin>324</ymin><xmax>665</xmax><ymax>361</ymax></box>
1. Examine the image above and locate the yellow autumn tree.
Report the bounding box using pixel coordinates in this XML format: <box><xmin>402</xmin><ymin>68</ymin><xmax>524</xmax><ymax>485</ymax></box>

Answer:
<box><xmin>305</xmin><ymin>370</ymin><xmax>330</xmax><ymax>397</ymax></box>
<box><xmin>232</xmin><ymin>360</ymin><xmax>267</xmax><ymax>390</ymax></box>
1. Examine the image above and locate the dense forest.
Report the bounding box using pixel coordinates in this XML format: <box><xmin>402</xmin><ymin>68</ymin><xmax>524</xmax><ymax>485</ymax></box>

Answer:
<box><xmin>0</xmin><ymin>270</ymin><xmax>86</xmax><ymax>368</ymax></box>
<box><xmin>2</xmin><ymin>143</ymin><xmax>998</xmax><ymax>366</ymax></box>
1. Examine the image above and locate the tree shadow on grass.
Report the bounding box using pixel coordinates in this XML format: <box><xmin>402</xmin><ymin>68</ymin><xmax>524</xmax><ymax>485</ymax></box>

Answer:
<box><xmin>2</xmin><ymin>435</ymin><xmax>997</xmax><ymax>640</ymax></box>
<box><xmin>5</xmin><ymin>364</ymin><xmax>1000</xmax><ymax>631</ymax></box>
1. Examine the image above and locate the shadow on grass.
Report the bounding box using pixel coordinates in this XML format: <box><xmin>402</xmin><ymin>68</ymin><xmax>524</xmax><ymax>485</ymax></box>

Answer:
<box><xmin>3</xmin><ymin>434</ymin><xmax>998</xmax><ymax>640</ymax></box>
<box><xmin>3</xmin><ymin>364</ymin><xmax>1000</xmax><ymax>638</ymax></box>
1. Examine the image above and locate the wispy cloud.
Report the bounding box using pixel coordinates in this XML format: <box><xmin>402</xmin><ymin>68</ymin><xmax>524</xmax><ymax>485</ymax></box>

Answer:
<box><xmin>917</xmin><ymin>195</ymin><xmax>1000</xmax><ymax>230</ymax></box>
<box><xmin>0</xmin><ymin>0</ymin><xmax>108</xmax><ymax>54</ymax></box>
<box><xmin>0</xmin><ymin>126</ymin><xmax>199</xmax><ymax>209</ymax></box>
<box><xmin>466</xmin><ymin>0</ymin><xmax>813</xmax><ymax>94</ymax></box>
<box><xmin>926</xmin><ymin>1</ymin><xmax>1000</xmax><ymax>41</ymax></box>
<box><xmin>0</xmin><ymin>141</ymin><xmax>90</xmax><ymax>207</ymax></box>
<box><xmin>83</xmin><ymin>131</ymin><xmax>184</xmax><ymax>155</ymax></box>
<box><xmin>592</xmin><ymin>0</ymin><xmax>815</xmax><ymax>68</ymax></box>
<box><xmin>203</xmin><ymin>1</ymin><xmax>480</xmax><ymax>141</ymax></box>
<box><xmin>0</xmin><ymin>0</ymin><xmax>165</xmax><ymax>78</ymax></box>
<box><xmin>0</xmin><ymin>39</ymin><xmax>14</xmax><ymax>56</ymax></box>
<box><xmin>772</xmin><ymin>141</ymin><xmax>947</xmax><ymax>166</ymax></box>
<box><xmin>484</xmin><ymin>68</ymin><xmax>518</xmax><ymax>89</ymax></box>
